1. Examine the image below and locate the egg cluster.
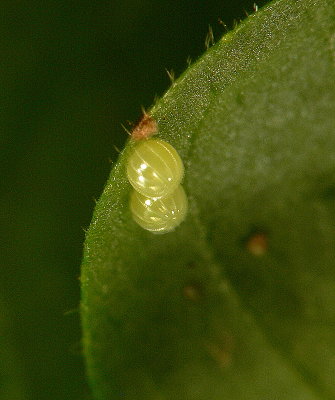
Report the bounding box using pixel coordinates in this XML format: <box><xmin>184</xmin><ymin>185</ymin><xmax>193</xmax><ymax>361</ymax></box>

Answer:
<box><xmin>126</xmin><ymin>139</ymin><xmax>188</xmax><ymax>233</ymax></box>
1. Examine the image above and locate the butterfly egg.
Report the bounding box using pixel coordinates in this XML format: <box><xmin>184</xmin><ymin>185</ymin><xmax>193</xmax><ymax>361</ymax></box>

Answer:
<box><xmin>126</xmin><ymin>139</ymin><xmax>184</xmax><ymax>198</ymax></box>
<box><xmin>130</xmin><ymin>185</ymin><xmax>188</xmax><ymax>233</ymax></box>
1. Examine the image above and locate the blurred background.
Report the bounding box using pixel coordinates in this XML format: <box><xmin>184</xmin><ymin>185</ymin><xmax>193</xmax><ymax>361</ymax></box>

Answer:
<box><xmin>0</xmin><ymin>1</ymin><xmax>262</xmax><ymax>399</ymax></box>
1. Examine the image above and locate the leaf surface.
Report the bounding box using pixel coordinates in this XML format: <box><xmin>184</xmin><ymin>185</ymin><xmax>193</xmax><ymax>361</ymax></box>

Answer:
<box><xmin>81</xmin><ymin>0</ymin><xmax>335</xmax><ymax>399</ymax></box>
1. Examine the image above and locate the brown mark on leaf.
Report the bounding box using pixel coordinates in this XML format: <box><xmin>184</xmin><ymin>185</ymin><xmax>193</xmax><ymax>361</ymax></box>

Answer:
<box><xmin>131</xmin><ymin>112</ymin><xmax>158</xmax><ymax>141</ymax></box>
<box><xmin>183</xmin><ymin>282</ymin><xmax>203</xmax><ymax>302</ymax></box>
<box><xmin>246</xmin><ymin>231</ymin><xmax>268</xmax><ymax>256</ymax></box>
<box><xmin>206</xmin><ymin>331</ymin><xmax>235</xmax><ymax>369</ymax></box>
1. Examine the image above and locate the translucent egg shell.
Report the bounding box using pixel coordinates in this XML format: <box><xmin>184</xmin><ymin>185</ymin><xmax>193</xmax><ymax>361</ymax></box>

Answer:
<box><xmin>126</xmin><ymin>139</ymin><xmax>184</xmax><ymax>199</ymax></box>
<box><xmin>130</xmin><ymin>185</ymin><xmax>188</xmax><ymax>233</ymax></box>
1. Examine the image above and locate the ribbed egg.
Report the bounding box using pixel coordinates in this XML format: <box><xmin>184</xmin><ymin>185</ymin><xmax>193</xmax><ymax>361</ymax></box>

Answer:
<box><xmin>126</xmin><ymin>139</ymin><xmax>184</xmax><ymax>199</ymax></box>
<box><xmin>130</xmin><ymin>185</ymin><xmax>188</xmax><ymax>233</ymax></box>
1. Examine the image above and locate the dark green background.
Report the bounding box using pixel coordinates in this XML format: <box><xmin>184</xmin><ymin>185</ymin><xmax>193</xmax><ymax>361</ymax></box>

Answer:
<box><xmin>1</xmin><ymin>1</ymin><xmax>262</xmax><ymax>399</ymax></box>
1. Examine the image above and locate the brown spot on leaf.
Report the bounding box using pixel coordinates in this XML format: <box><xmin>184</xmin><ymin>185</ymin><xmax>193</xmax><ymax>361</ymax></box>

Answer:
<box><xmin>206</xmin><ymin>332</ymin><xmax>235</xmax><ymax>369</ymax></box>
<box><xmin>246</xmin><ymin>232</ymin><xmax>268</xmax><ymax>256</ymax></box>
<box><xmin>183</xmin><ymin>282</ymin><xmax>203</xmax><ymax>302</ymax></box>
<box><xmin>131</xmin><ymin>112</ymin><xmax>158</xmax><ymax>141</ymax></box>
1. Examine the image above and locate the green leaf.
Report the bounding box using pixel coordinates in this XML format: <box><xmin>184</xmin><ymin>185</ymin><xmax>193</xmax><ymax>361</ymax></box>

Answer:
<box><xmin>81</xmin><ymin>0</ymin><xmax>335</xmax><ymax>399</ymax></box>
